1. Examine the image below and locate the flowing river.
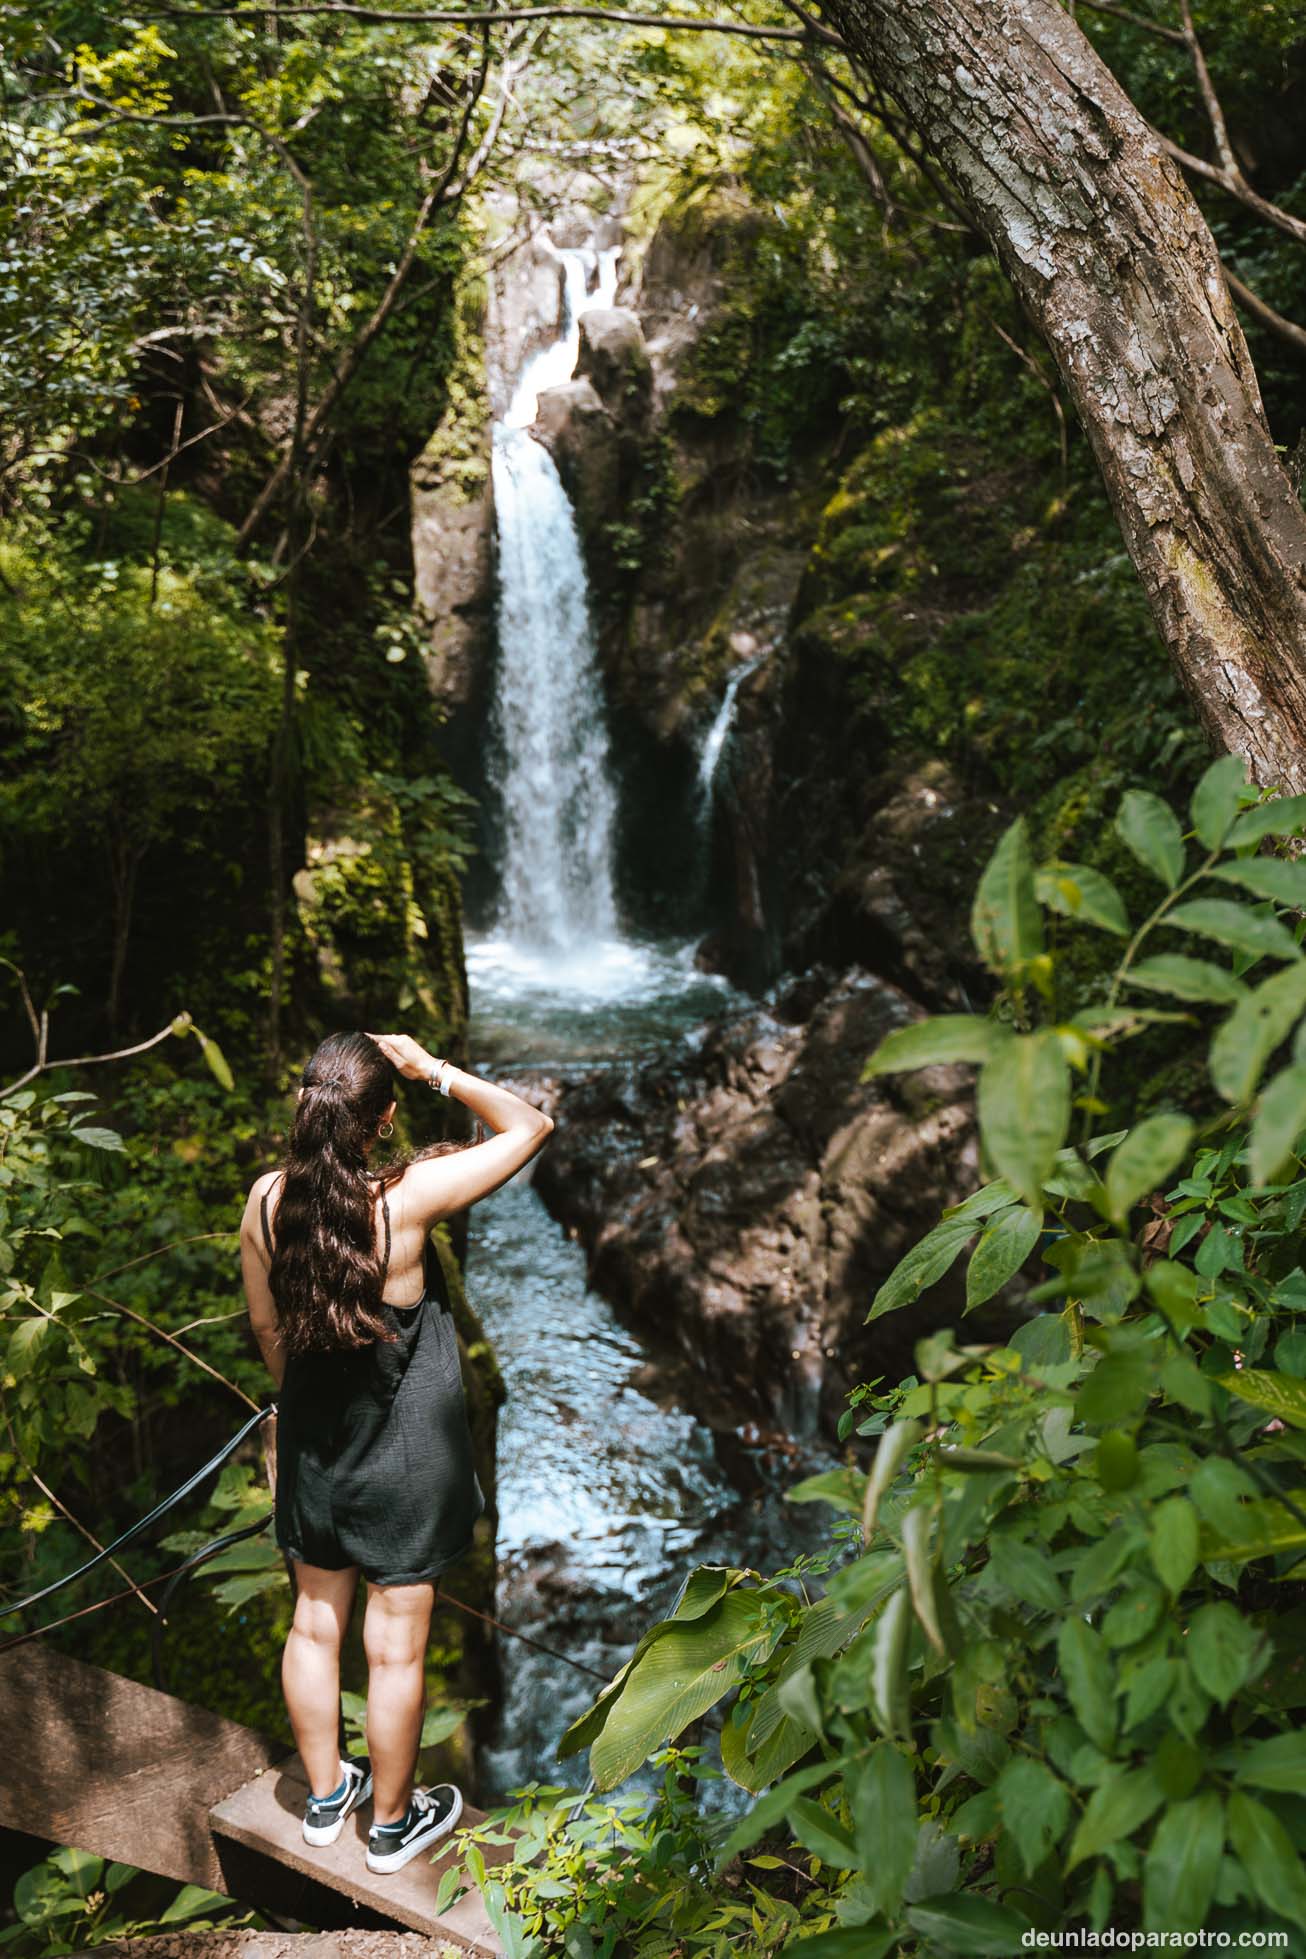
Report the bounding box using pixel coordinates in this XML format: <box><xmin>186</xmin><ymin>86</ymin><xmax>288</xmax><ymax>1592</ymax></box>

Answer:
<box><xmin>461</xmin><ymin>244</ymin><xmax>832</xmax><ymax>1798</ymax></box>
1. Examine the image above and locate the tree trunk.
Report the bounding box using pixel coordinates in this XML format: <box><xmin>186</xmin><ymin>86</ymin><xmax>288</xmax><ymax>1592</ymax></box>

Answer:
<box><xmin>818</xmin><ymin>0</ymin><xmax>1306</xmax><ymax>789</ymax></box>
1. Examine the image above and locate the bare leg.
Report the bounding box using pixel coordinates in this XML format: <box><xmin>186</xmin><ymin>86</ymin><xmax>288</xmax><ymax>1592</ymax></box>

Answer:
<box><xmin>282</xmin><ymin>1560</ymin><xmax>360</xmax><ymax>1797</ymax></box>
<box><xmin>363</xmin><ymin>1580</ymin><xmax>435</xmax><ymax>1824</ymax></box>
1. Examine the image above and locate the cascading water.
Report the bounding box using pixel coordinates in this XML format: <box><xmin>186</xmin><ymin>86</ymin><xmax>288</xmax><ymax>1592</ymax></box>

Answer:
<box><xmin>464</xmin><ymin>235</ymin><xmax>834</xmax><ymax>1799</ymax></box>
<box><xmin>486</xmin><ymin>247</ymin><xmax>623</xmax><ymax>954</ymax></box>
<box><xmin>697</xmin><ymin>654</ymin><xmax>764</xmax><ymax>807</ymax></box>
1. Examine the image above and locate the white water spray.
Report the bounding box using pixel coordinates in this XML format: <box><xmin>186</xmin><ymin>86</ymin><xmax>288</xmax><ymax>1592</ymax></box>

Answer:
<box><xmin>697</xmin><ymin>655</ymin><xmax>763</xmax><ymax>804</ymax></box>
<box><xmin>487</xmin><ymin>246</ymin><xmax>624</xmax><ymax>953</ymax></box>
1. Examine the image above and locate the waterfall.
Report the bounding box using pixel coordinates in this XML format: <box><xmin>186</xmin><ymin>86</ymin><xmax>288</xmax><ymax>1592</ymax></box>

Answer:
<box><xmin>697</xmin><ymin>655</ymin><xmax>763</xmax><ymax>805</ymax></box>
<box><xmin>486</xmin><ymin>246</ymin><xmax>624</xmax><ymax>953</ymax></box>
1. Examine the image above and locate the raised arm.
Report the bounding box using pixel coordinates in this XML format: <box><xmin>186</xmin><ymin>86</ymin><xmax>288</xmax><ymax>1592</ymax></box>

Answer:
<box><xmin>367</xmin><ymin>1033</ymin><xmax>554</xmax><ymax>1227</ymax></box>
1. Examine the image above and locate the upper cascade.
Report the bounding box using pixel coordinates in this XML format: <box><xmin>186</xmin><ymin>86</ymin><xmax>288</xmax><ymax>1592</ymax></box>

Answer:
<box><xmin>486</xmin><ymin>244</ymin><xmax>624</xmax><ymax>958</ymax></box>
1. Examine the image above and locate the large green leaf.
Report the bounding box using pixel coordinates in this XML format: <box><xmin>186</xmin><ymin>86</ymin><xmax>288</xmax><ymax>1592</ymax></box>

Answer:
<box><xmin>1251</xmin><ymin>1064</ymin><xmax>1306</xmax><ymax>1185</ymax></box>
<box><xmin>994</xmin><ymin>1757</ymin><xmax>1070</xmax><ymax>1877</ymax></box>
<box><xmin>1116</xmin><ymin>789</ymin><xmax>1184</xmax><ymax>889</ymax></box>
<box><xmin>976</xmin><ymin>1030</ymin><xmax>1070</xmax><ymax>1211</ymax></box>
<box><xmin>1166</xmin><ymin>898</ymin><xmax>1302</xmax><ymax>964</ymax></box>
<box><xmin>1208</xmin><ymin>858</ymin><xmax>1306</xmax><ymax>908</ymax></box>
<box><xmin>1209</xmin><ymin>962</ymin><xmax>1306</xmax><ymax>1103</ymax></box>
<box><xmin>1148</xmin><ymin>1495</ymin><xmax>1200</xmax><ymax>1596</ymax></box>
<box><xmin>720</xmin><ymin>1701</ymin><xmax>815</xmax><ymax>1795</ymax></box>
<box><xmin>987</xmin><ymin>1533</ymin><xmax>1064</xmax><ymax>1613</ymax></box>
<box><xmin>970</xmin><ymin>817</ymin><xmax>1042</xmax><ymax>976</ymax></box>
<box><xmin>1057</xmin><ymin>1617</ymin><xmax>1116</xmax><ymax>1754</ymax></box>
<box><xmin>868</xmin><ymin>1218</ymin><xmax>977</xmax><ymax>1322</ymax></box>
<box><xmin>1104</xmin><ymin>1114</ymin><xmax>1194</xmax><ymax>1224</ymax></box>
<box><xmin>1191</xmin><ymin>754</ymin><xmax>1251</xmax><ymax>851</ymax></box>
<box><xmin>789</xmin><ymin>1796</ymin><xmax>856</xmax><ymax>1868</ymax></box>
<box><xmin>1234</xmin><ymin>1733</ymin><xmax>1306</xmax><ymax>1796</ymax></box>
<box><xmin>905</xmin><ymin>1894</ymin><xmax>1032</xmax><ymax>1956</ymax></box>
<box><xmin>1227</xmin><ymin>793</ymin><xmax>1306</xmax><ymax>848</ymax></box>
<box><xmin>557</xmin><ymin>1566</ymin><xmax>752</xmax><ymax>1759</ymax></box>
<box><xmin>1228</xmin><ymin>1791</ymin><xmax>1306</xmax><ymax>1935</ymax></box>
<box><xmin>1198</xmin><ymin>1488</ymin><xmax>1306</xmax><ymax>1566</ymax></box>
<box><xmin>869</xmin><ymin>1586</ymin><xmax>912</xmax><ymax>1741</ymax></box>
<box><xmin>1142</xmin><ymin>1791</ymin><xmax>1224</xmax><ymax>1934</ymax></box>
<box><xmin>862</xmin><ymin>1419</ymin><xmax>923</xmax><ymax>1539</ymax></box>
<box><xmin>1066</xmin><ymin>1766</ymin><xmax>1166</xmax><ymax>1871</ymax></box>
<box><xmin>1035</xmin><ymin>862</ymin><xmax>1128</xmax><ymax>936</ymax></box>
<box><xmin>1123</xmin><ymin>954</ymin><xmax>1245</xmax><ymax>1005</ymax></box>
<box><xmin>1186</xmin><ymin>1602</ymin><xmax>1262</xmax><ymax>1705</ymax></box>
<box><xmin>748</xmin><ymin>1595</ymin><xmax>872</xmax><ymax>1750</ymax></box>
<box><xmin>714</xmin><ymin>1760</ymin><xmax>840</xmax><ymax>1867</ymax></box>
<box><xmin>862</xmin><ymin>1015</ymin><xmax>1007</xmax><ymax>1079</ymax></box>
<box><xmin>965</xmin><ymin>1204</ymin><xmax>1042</xmax><ymax>1310</ymax></box>
<box><xmin>851</xmin><ymin>1744</ymin><xmax>917</xmax><ymax>1919</ymax></box>
<box><xmin>1216</xmin><ymin>1369</ymin><xmax>1306</xmax><ymax>1430</ymax></box>
<box><xmin>588</xmin><ymin>1587</ymin><xmax>785</xmax><ymax>1791</ymax></box>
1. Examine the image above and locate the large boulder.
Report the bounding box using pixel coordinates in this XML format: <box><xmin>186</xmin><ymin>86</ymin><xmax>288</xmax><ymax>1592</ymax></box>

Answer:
<box><xmin>515</xmin><ymin>964</ymin><xmax>990</xmax><ymax>1439</ymax></box>
<box><xmin>531</xmin><ymin>376</ymin><xmax>621</xmax><ymax>541</ymax></box>
<box><xmin>574</xmin><ymin>306</ymin><xmax>653</xmax><ymax>421</ymax></box>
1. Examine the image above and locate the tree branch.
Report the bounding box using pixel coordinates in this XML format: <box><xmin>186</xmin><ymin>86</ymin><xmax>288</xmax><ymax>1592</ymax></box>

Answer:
<box><xmin>145</xmin><ymin>0</ymin><xmax>832</xmax><ymax>38</ymax></box>
<box><xmin>1223</xmin><ymin>265</ymin><xmax>1306</xmax><ymax>361</ymax></box>
<box><xmin>2</xmin><ymin>1017</ymin><xmax>183</xmax><ymax>1099</ymax></box>
<box><xmin>237</xmin><ymin>32</ymin><xmax>504</xmax><ymax>548</ymax></box>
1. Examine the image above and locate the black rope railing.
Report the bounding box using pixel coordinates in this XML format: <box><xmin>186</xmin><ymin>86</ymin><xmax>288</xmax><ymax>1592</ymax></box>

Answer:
<box><xmin>0</xmin><ymin>1404</ymin><xmax>275</xmax><ymax>1621</ymax></box>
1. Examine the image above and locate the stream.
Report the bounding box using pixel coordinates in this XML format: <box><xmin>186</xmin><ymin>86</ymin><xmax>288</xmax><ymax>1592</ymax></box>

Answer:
<box><xmin>459</xmin><ymin>243</ymin><xmax>834</xmax><ymax>1801</ymax></box>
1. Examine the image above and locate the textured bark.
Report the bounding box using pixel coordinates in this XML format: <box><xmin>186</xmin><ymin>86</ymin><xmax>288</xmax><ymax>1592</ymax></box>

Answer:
<box><xmin>817</xmin><ymin>0</ymin><xmax>1306</xmax><ymax>789</ymax></box>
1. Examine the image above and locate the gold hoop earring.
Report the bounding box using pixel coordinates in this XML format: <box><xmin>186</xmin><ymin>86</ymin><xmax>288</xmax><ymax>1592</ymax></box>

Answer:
<box><xmin>378</xmin><ymin>1119</ymin><xmax>394</xmax><ymax>1139</ymax></box>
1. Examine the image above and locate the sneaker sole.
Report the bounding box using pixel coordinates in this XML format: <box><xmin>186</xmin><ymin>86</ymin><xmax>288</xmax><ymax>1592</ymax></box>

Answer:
<box><xmin>302</xmin><ymin>1773</ymin><xmax>373</xmax><ymax>1847</ymax></box>
<box><xmin>365</xmin><ymin>1788</ymin><xmax>463</xmax><ymax>1873</ymax></box>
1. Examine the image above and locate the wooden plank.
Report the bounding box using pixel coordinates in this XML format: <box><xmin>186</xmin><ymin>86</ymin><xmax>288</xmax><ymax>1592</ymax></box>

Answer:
<box><xmin>210</xmin><ymin>1756</ymin><xmax>506</xmax><ymax>1957</ymax></box>
<box><xmin>94</xmin><ymin>1932</ymin><xmax>464</xmax><ymax>1957</ymax></box>
<box><xmin>0</xmin><ymin>1643</ymin><xmax>284</xmax><ymax>1890</ymax></box>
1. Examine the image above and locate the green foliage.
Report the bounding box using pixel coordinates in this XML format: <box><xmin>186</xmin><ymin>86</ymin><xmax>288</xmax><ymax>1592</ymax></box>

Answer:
<box><xmin>2</xmin><ymin>1846</ymin><xmax>257</xmax><ymax>1954</ymax></box>
<box><xmin>442</xmin><ymin>759</ymin><xmax>1306</xmax><ymax>1952</ymax></box>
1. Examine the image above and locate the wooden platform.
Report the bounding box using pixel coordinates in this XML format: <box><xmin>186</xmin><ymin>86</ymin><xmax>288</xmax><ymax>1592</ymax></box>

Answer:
<box><xmin>210</xmin><ymin>1758</ymin><xmax>507</xmax><ymax>1956</ymax></box>
<box><xmin>4</xmin><ymin>1644</ymin><xmax>510</xmax><ymax>1954</ymax></box>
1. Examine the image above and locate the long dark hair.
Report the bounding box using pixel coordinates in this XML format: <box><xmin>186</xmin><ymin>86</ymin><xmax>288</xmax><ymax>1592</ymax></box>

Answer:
<box><xmin>269</xmin><ymin>1031</ymin><xmax>399</xmax><ymax>1355</ymax></box>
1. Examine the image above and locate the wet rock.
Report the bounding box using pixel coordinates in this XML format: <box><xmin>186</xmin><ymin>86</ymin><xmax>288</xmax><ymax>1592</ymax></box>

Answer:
<box><xmin>574</xmin><ymin>306</ymin><xmax>653</xmax><ymax>422</ymax></box>
<box><xmin>520</xmin><ymin>965</ymin><xmax>984</xmax><ymax>1440</ymax></box>
<box><xmin>531</xmin><ymin>375</ymin><xmax>621</xmax><ymax>538</ymax></box>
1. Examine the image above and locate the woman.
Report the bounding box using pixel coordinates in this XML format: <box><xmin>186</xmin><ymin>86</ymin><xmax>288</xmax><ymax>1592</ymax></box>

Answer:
<box><xmin>240</xmin><ymin>1029</ymin><xmax>553</xmax><ymax>1875</ymax></box>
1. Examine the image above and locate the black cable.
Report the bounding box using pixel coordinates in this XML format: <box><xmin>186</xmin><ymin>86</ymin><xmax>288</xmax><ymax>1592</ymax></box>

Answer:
<box><xmin>151</xmin><ymin>1511</ymin><xmax>273</xmax><ymax>1692</ymax></box>
<box><xmin>0</xmin><ymin>1403</ymin><xmax>275</xmax><ymax>1619</ymax></box>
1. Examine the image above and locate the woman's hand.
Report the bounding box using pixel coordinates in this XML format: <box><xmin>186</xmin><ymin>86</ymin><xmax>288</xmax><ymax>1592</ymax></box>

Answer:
<box><xmin>366</xmin><ymin>1032</ymin><xmax>440</xmax><ymax>1081</ymax></box>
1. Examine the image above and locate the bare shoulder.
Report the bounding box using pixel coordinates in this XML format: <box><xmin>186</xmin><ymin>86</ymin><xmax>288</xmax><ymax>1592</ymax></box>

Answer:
<box><xmin>241</xmin><ymin>1169</ymin><xmax>282</xmax><ymax>1234</ymax></box>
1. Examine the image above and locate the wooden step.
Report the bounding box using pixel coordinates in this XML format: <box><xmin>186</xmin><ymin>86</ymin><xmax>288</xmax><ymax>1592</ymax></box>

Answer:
<box><xmin>210</xmin><ymin>1758</ymin><xmax>508</xmax><ymax>1956</ymax></box>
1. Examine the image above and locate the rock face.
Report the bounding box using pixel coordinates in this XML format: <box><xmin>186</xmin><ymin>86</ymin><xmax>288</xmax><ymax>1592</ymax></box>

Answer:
<box><xmin>532</xmin><ymin>306</ymin><xmax>655</xmax><ymax>584</ymax></box>
<box><xmin>521</xmin><ymin>964</ymin><xmax>983</xmax><ymax>1439</ymax></box>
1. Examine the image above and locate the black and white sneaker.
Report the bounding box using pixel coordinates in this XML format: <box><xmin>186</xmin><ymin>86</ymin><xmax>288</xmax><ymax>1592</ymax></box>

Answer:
<box><xmin>365</xmin><ymin>1783</ymin><xmax>463</xmax><ymax>1873</ymax></box>
<box><xmin>302</xmin><ymin>1756</ymin><xmax>373</xmax><ymax>1847</ymax></box>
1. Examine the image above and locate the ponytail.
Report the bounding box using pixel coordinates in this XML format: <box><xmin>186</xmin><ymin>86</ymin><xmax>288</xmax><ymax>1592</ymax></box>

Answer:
<box><xmin>269</xmin><ymin>1032</ymin><xmax>398</xmax><ymax>1354</ymax></box>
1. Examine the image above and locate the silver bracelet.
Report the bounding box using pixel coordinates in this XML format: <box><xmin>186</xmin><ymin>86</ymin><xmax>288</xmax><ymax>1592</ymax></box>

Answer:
<box><xmin>426</xmin><ymin>1059</ymin><xmax>454</xmax><ymax>1095</ymax></box>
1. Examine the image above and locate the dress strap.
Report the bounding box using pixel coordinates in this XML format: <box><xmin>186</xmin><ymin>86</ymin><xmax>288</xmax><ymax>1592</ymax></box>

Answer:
<box><xmin>259</xmin><ymin>1173</ymin><xmax>284</xmax><ymax>1257</ymax></box>
<box><xmin>380</xmin><ymin>1186</ymin><xmax>392</xmax><ymax>1282</ymax></box>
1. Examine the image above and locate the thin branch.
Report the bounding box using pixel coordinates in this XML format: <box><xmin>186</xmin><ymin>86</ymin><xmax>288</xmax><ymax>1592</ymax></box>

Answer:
<box><xmin>145</xmin><ymin>0</ymin><xmax>831</xmax><ymax>40</ymax></box>
<box><xmin>4</xmin><ymin>1406</ymin><xmax>159</xmax><ymax>1617</ymax></box>
<box><xmin>92</xmin><ymin>1232</ymin><xmax>238</xmax><ymax>1286</ymax></box>
<box><xmin>1223</xmin><ymin>265</ymin><xmax>1306</xmax><ymax>361</ymax></box>
<box><xmin>87</xmin><ymin>1289</ymin><xmax>259</xmax><ymax>1412</ymax></box>
<box><xmin>237</xmin><ymin>31</ymin><xmax>503</xmax><ymax>547</ymax></box>
<box><xmin>2</xmin><ymin>1018</ymin><xmax>182</xmax><ymax>1098</ymax></box>
<box><xmin>1178</xmin><ymin>0</ymin><xmax>1236</xmax><ymax>177</ymax></box>
<box><xmin>1071</xmin><ymin>0</ymin><xmax>1184</xmax><ymax>44</ymax></box>
<box><xmin>982</xmin><ymin>310</ymin><xmax>1070</xmax><ymax>487</ymax></box>
<box><xmin>1156</xmin><ymin>131</ymin><xmax>1306</xmax><ymax>250</ymax></box>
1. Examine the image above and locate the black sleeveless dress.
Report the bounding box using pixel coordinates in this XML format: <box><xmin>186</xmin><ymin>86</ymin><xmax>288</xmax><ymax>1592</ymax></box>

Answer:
<box><xmin>261</xmin><ymin>1180</ymin><xmax>486</xmax><ymax>1586</ymax></box>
